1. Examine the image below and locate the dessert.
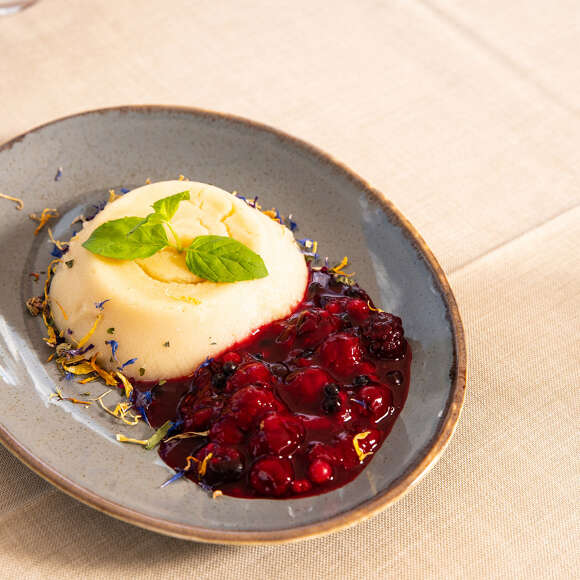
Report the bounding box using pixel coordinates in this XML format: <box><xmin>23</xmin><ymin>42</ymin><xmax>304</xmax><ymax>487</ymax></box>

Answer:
<box><xmin>40</xmin><ymin>180</ymin><xmax>411</xmax><ymax>499</ymax></box>
<box><xmin>48</xmin><ymin>181</ymin><xmax>308</xmax><ymax>380</ymax></box>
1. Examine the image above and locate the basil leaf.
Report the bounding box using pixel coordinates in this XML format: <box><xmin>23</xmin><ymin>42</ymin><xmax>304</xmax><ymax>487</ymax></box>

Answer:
<box><xmin>152</xmin><ymin>190</ymin><xmax>190</xmax><ymax>221</ymax></box>
<box><xmin>128</xmin><ymin>212</ymin><xmax>165</xmax><ymax>234</ymax></box>
<box><xmin>185</xmin><ymin>235</ymin><xmax>268</xmax><ymax>283</ymax></box>
<box><xmin>83</xmin><ymin>217</ymin><xmax>168</xmax><ymax>260</ymax></box>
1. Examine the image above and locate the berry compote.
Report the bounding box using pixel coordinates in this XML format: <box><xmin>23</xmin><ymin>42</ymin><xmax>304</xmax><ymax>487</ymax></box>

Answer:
<box><xmin>132</xmin><ymin>267</ymin><xmax>411</xmax><ymax>499</ymax></box>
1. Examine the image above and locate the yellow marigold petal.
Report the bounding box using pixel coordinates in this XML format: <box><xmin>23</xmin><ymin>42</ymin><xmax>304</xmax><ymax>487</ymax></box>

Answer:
<box><xmin>29</xmin><ymin>208</ymin><xmax>59</xmax><ymax>235</ymax></box>
<box><xmin>77</xmin><ymin>314</ymin><xmax>103</xmax><ymax>348</ymax></box>
<box><xmin>116</xmin><ymin>371</ymin><xmax>133</xmax><ymax>399</ymax></box>
<box><xmin>108</xmin><ymin>189</ymin><xmax>122</xmax><ymax>203</ymax></box>
<box><xmin>198</xmin><ymin>452</ymin><xmax>213</xmax><ymax>477</ymax></box>
<box><xmin>89</xmin><ymin>353</ymin><xmax>118</xmax><ymax>386</ymax></box>
<box><xmin>66</xmin><ymin>397</ymin><xmax>93</xmax><ymax>406</ymax></box>
<box><xmin>353</xmin><ymin>431</ymin><xmax>373</xmax><ymax>462</ymax></box>
<box><xmin>47</xmin><ymin>227</ymin><xmax>68</xmax><ymax>250</ymax></box>
<box><xmin>183</xmin><ymin>455</ymin><xmax>198</xmax><ymax>472</ymax></box>
<box><xmin>0</xmin><ymin>192</ymin><xmax>24</xmax><ymax>210</ymax></box>
<box><xmin>165</xmin><ymin>431</ymin><xmax>209</xmax><ymax>442</ymax></box>
<box><xmin>332</xmin><ymin>256</ymin><xmax>348</xmax><ymax>273</ymax></box>
<box><xmin>116</xmin><ymin>434</ymin><xmax>148</xmax><ymax>446</ymax></box>
<box><xmin>51</xmin><ymin>297</ymin><xmax>68</xmax><ymax>320</ymax></box>
<box><xmin>62</xmin><ymin>361</ymin><xmax>95</xmax><ymax>375</ymax></box>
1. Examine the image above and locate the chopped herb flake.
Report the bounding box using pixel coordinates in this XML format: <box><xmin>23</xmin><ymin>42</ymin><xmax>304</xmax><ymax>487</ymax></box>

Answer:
<box><xmin>139</xmin><ymin>367</ymin><xmax>146</xmax><ymax>376</ymax></box>
<box><xmin>107</xmin><ymin>327</ymin><xmax>115</xmax><ymax>334</ymax></box>
<box><xmin>65</xmin><ymin>260</ymin><xmax>74</xmax><ymax>268</ymax></box>
<box><xmin>163</xmin><ymin>341</ymin><xmax>170</xmax><ymax>347</ymax></box>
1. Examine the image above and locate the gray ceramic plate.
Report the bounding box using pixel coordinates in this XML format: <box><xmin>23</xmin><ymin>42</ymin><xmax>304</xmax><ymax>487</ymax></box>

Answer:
<box><xmin>0</xmin><ymin>106</ymin><xmax>465</xmax><ymax>544</ymax></box>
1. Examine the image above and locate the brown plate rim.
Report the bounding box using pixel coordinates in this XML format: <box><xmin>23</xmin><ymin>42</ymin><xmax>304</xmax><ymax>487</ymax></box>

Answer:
<box><xmin>0</xmin><ymin>104</ymin><xmax>467</xmax><ymax>545</ymax></box>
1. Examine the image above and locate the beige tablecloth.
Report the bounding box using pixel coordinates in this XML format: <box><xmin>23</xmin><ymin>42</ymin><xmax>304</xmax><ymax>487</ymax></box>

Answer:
<box><xmin>0</xmin><ymin>1</ymin><xmax>578</xmax><ymax>578</ymax></box>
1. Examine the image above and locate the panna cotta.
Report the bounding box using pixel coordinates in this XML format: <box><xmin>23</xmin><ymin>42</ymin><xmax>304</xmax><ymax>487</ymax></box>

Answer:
<box><xmin>49</xmin><ymin>181</ymin><xmax>308</xmax><ymax>380</ymax></box>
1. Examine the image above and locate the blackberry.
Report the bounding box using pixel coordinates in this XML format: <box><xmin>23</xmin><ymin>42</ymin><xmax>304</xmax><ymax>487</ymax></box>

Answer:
<box><xmin>362</xmin><ymin>312</ymin><xmax>406</xmax><ymax>359</ymax></box>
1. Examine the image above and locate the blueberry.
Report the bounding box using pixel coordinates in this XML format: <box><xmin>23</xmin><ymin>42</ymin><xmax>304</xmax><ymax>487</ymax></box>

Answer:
<box><xmin>322</xmin><ymin>396</ymin><xmax>341</xmax><ymax>414</ymax></box>
<box><xmin>222</xmin><ymin>361</ymin><xmax>237</xmax><ymax>376</ymax></box>
<box><xmin>353</xmin><ymin>374</ymin><xmax>370</xmax><ymax>387</ymax></box>
<box><xmin>323</xmin><ymin>383</ymin><xmax>340</xmax><ymax>397</ymax></box>
<box><xmin>211</xmin><ymin>373</ymin><xmax>227</xmax><ymax>390</ymax></box>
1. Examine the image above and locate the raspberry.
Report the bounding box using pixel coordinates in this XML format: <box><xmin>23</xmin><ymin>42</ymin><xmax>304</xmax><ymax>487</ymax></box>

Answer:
<box><xmin>295</xmin><ymin>308</ymin><xmax>340</xmax><ymax>349</ymax></box>
<box><xmin>362</xmin><ymin>312</ymin><xmax>406</xmax><ymax>359</ymax></box>
<box><xmin>319</xmin><ymin>333</ymin><xmax>364</xmax><ymax>377</ymax></box>
<box><xmin>180</xmin><ymin>394</ymin><xmax>222</xmax><ymax>431</ymax></box>
<box><xmin>220</xmin><ymin>352</ymin><xmax>242</xmax><ymax>365</ymax></box>
<box><xmin>229</xmin><ymin>385</ymin><xmax>279</xmax><ymax>430</ymax></box>
<box><xmin>324</xmin><ymin>298</ymin><xmax>348</xmax><ymax>314</ymax></box>
<box><xmin>209</xmin><ymin>416</ymin><xmax>244</xmax><ymax>444</ymax></box>
<box><xmin>282</xmin><ymin>367</ymin><xmax>332</xmax><ymax>411</ymax></box>
<box><xmin>250</xmin><ymin>456</ymin><xmax>293</xmax><ymax>496</ymax></box>
<box><xmin>250</xmin><ymin>413</ymin><xmax>304</xmax><ymax>457</ymax></box>
<box><xmin>227</xmin><ymin>361</ymin><xmax>273</xmax><ymax>392</ymax></box>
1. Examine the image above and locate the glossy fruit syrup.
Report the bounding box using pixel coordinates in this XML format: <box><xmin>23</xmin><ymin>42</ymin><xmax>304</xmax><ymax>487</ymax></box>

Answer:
<box><xmin>132</xmin><ymin>267</ymin><xmax>411</xmax><ymax>498</ymax></box>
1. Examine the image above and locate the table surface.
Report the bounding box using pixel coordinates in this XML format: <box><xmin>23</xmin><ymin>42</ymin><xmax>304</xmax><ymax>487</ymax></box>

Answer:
<box><xmin>0</xmin><ymin>1</ymin><xmax>578</xmax><ymax>578</ymax></box>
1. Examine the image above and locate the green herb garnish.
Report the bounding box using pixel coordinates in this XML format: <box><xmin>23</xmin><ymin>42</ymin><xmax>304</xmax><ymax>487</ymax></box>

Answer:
<box><xmin>163</xmin><ymin>341</ymin><xmax>170</xmax><ymax>347</ymax></box>
<box><xmin>83</xmin><ymin>216</ymin><xmax>167</xmax><ymax>259</ymax></box>
<box><xmin>186</xmin><ymin>235</ymin><xmax>268</xmax><ymax>283</ymax></box>
<box><xmin>107</xmin><ymin>327</ymin><xmax>115</xmax><ymax>334</ymax></box>
<box><xmin>144</xmin><ymin>420</ymin><xmax>173</xmax><ymax>450</ymax></box>
<box><xmin>82</xmin><ymin>191</ymin><xmax>268</xmax><ymax>283</ymax></box>
<box><xmin>65</xmin><ymin>260</ymin><xmax>74</xmax><ymax>269</ymax></box>
<box><xmin>139</xmin><ymin>367</ymin><xmax>145</xmax><ymax>376</ymax></box>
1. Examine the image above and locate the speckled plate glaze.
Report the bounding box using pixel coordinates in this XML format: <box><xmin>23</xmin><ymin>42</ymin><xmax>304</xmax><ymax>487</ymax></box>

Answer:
<box><xmin>0</xmin><ymin>106</ymin><xmax>465</xmax><ymax>544</ymax></box>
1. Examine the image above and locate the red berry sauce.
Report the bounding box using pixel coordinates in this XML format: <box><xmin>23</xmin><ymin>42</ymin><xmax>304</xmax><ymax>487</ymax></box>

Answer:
<box><xmin>132</xmin><ymin>267</ymin><xmax>411</xmax><ymax>499</ymax></box>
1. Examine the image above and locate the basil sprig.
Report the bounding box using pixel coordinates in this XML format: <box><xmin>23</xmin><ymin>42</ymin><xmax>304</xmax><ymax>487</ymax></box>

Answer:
<box><xmin>82</xmin><ymin>191</ymin><xmax>268</xmax><ymax>283</ymax></box>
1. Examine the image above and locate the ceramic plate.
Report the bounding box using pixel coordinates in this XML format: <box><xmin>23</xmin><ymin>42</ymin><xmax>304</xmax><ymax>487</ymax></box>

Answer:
<box><xmin>0</xmin><ymin>106</ymin><xmax>465</xmax><ymax>544</ymax></box>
